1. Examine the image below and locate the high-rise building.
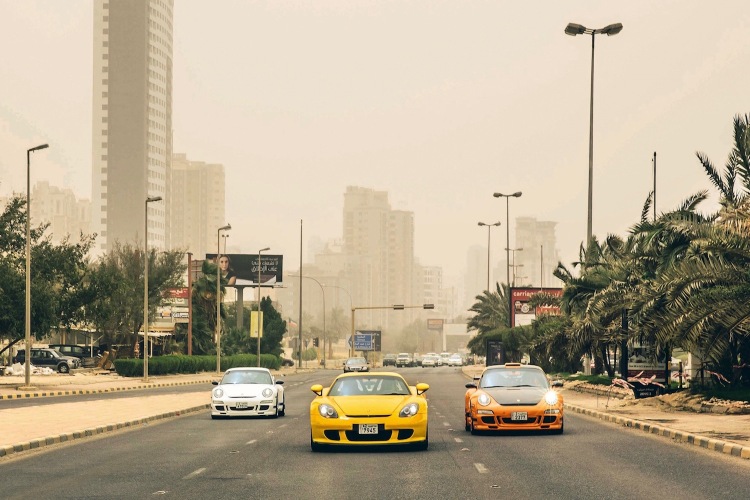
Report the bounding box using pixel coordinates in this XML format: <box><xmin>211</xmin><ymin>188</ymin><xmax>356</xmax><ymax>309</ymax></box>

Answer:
<box><xmin>31</xmin><ymin>181</ymin><xmax>91</xmax><ymax>244</ymax></box>
<box><xmin>515</xmin><ymin>217</ymin><xmax>562</xmax><ymax>288</ymax></box>
<box><xmin>169</xmin><ymin>154</ymin><xmax>225</xmax><ymax>258</ymax></box>
<box><xmin>92</xmin><ymin>0</ymin><xmax>173</xmax><ymax>254</ymax></box>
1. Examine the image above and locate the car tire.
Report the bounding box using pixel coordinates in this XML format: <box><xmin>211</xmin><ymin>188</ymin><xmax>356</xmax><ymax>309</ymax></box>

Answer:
<box><xmin>470</xmin><ymin>416</ymin><xmax>479</xmax><ymax>435</ymax></box>
<box><xmin>465</xmin><ymin>416</ymin><xmax>471</xmax><ymax>432</ymax></box>
<box><xmin>551</xmin><ymin>420</ymin><xmax>564</xmax><ymax>435</ymax></box>
<box><xmin>278</xmin><ymin>396</ymin><xmax>285</xmax><ymax>417</ymax></box>
<box><xmin>271</xmin><ymin>397</ymin><xmax>280</xmax><ymax>418</ymax></box>
<box><xmin>311</xmin><ymin>434</ymin><xmax>324</xmax><ymax>452</ymax></box>
<box><xmin>413</xmin><ymin>430</ymin><xmax>428</xmax><ymax>451</ymax></box>
<box><xmin>58</xmin><ymin>363</ymin><xmax>70</xmax><ymax>374</ymax></box>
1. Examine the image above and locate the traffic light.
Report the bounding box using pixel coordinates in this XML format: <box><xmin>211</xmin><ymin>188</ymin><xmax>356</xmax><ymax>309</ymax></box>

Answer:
<box><xmin>313</xmin><ymin>337</ymin><xmax>319</xmax><ymax>347</ymax></box>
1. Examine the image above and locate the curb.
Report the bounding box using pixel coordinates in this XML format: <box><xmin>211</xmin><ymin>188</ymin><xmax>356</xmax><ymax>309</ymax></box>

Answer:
<box><xmin>0</xmin><ymin>403</ymin><xmax>210</xmax><ymax>459</ymax></box>
<box><xmin>565</xmin><ymin>403</ymin><xmax>750</xmax><ymax>460</ymax></box>
<box><xmin>0</xmin><ymin>379</ymin><xmax>214</xmax><ymax>400</ymax></box>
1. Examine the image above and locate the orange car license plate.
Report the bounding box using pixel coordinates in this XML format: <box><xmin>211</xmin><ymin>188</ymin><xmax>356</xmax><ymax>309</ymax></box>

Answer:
<box><xmin>511</xmin><ymin>412</ymin><xmax>528</xmax><ymax>421</ymax></box>
<box><xmin>359</xmin><ymin>424</ymin><xmax>378</xmax><ymax>434</ymax></box>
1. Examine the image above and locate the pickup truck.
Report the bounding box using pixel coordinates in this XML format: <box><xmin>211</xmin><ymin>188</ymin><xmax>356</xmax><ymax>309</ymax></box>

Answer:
<box><xmin>395</xmin><ymin>353</ymin><xmax>412</xmax><ymax>368</ymax></box>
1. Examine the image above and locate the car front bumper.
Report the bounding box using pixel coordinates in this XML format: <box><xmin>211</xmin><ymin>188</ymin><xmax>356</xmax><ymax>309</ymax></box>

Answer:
<box><xmin>212</xmin><ymin>398</ymin><xmax>279</xmax><ymax>417</ymax></box>
<box><xmin>311</xmin><ymin>413</ymin><xmax>428</xmax><ymax>446</ymax></box>
<box><xmin>470</xmin><ymin>406</ymin><xmax>563</xmax><ymax>432</ymax></box>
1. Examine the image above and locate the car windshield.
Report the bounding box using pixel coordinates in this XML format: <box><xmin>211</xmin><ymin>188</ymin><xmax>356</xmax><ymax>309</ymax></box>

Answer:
<box><xmin>221</xmin><ymin>370</ymin><xmax>272</xmax><ymax>385</ymax></box>
<box><xmin>329</xmin><ymin>376</ymin><xmax>410</xmax><ymax>396</ymax></box>
<box><xmin>480</xmin><ymin>369</ymin><xmax>548</xmax><ymax>389</ymax></box>
<box><xmin>346</xmin><ymin>358</ymin><xmax>366</xmax><ymax>366</ymax></box>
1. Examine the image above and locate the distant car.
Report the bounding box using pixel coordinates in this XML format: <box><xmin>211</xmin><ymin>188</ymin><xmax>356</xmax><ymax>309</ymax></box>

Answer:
<box><xmin>395</xmin><ymin>353</ymin><xmax>412</xmax><ymax>368</ymax></box>
<box><xmin>280</xmin><ymin>357</ymin><xmax>295</xmax><ymax>367</ymax></box>
<box><xmin>343</xmin><ymin>357</ymin><xmax>369</xmax><ymax>373</ymax></box>
<box><xmin>12</xmin><ymin>348</ymin><xmax>81</xmax><ymax>373</ymax></box>
<box><xmin>309</xmin><ymin>372</ymin><xmax>429</xmax><ymax>451</ymax></box>
<box><xmin>464</xmin><ymin>363</ymin><xmax>564</xmax><ymax>435</ymax></box>
<box><xmin>211</xmin><ymin>367</ymin><xmax>285</xmax><ymax>419</ymax></box>
<box><xmin>48</xmin><ymin>344</ymin><xmax>100</xmax><ymax>359</ymax></box>
<box><xmin>421</xmin><ymin>355</ymin><xmax>439</xmax><ymax>368</ymax></box>
<box><xmin>382</xmin><ymin>354</ymin><xmax>397</xmax><ymax>367</ymax></box>
<box><xmin>447</xmin><ymin>354</ymin><xmax>463</xmax><ymax>367</ymax></box>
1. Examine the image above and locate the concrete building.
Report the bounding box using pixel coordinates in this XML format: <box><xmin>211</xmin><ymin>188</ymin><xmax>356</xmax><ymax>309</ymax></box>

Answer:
<box><xmin>514</xmin><ymin>216</ymin><xmax>563</xmax><ymax>289</ymax></box>
<box><xmin>91</xmin><ymin>0</ymin><xmax>173</xmax><ymax>254</ymax></box>
<box><xmin>31</xmin><ymin>181</ymin><xmax>91</xmax><ymax>244</ymax></box>
<box><xmin>169</xmin><ymin>153</ymin><xmax>225</xmax><ymax>258</ymax></box>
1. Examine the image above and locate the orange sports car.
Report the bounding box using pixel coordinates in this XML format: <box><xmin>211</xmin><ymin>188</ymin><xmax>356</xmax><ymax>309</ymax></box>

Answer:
<box><xmin>465</xmin><ymin>363</ymin><xmax>563</xmax><ymax>434</ymax></box>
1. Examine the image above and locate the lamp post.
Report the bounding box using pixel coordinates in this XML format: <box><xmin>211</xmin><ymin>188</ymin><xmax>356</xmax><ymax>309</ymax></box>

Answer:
<box><xmin>564</xmin><ymin>22</ymin><xmax>623</xmax><ymax>246</ymax></box>
<box><xmin>222</xmin><ymin>234</ymin><xmax>228</xmax><ymax>253</ymax></box>
<box><xmin>216</xmin><ymin>224</ymin><xmax>231</xmax><ymax>374</ymax></box>
<box><xmin>506</xmin><ymin>247</ymin><xmax>523</xmax><ymax>286</ymax></box>
<box><xmin>493</xmin><ymin>192</ymin><xmax>522</xmax><ymax>291</ymax></box>
<box><xmin>349</xmin><ymin>304</ymin><xmax>435</xmax><ymax>358</ymax></box>
<box><xmin>256</xmin><ymin>247</ymin><xmax>270</xmax><ymax>367</ymax></box>
<box><xmin>477</xmin><ymin>221</ymin><xmax>501</xmax><ymax>291</ymax></box>
<box><xmin>291</xmin><ymin>274</ymin><xmax>326</xmax><ymax>366</ymax></box>
<box><xmin>323</xmin><ymin>284</ymin><xmax>352</xmax><ymax>362</ymax></box>
<box><xmin>20</xmin><ymin>143</ymin><xmax>49</xmax><ymax>390</ymax></box>
<box><xmin>142</xmin><ymin>195</ymin><xmax>163</xmax><ymax>382</ymax></box>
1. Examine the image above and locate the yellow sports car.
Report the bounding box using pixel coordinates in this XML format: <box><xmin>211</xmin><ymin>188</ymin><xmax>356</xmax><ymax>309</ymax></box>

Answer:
<box><xmin>310</xmin><ymin>372</ymin><xmax>429</xmax><ymax>451</ymax></box>
<box><xmin>464</xmin><ymin>363</ymin><xmax>563</xmax><ymax>434</ymax></box>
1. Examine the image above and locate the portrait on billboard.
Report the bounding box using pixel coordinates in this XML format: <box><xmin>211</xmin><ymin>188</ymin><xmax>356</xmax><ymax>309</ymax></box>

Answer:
<box><xmin>206</xmin><ymin>253</ymin><xmax>284</xmax><ymax>287</ymax></box>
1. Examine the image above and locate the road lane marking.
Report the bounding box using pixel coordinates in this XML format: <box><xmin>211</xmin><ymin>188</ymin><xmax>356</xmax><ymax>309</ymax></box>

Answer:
<box><xmin>182</xmin><ymin>468</ymin><xmax>206</xmax><ymax>480</ymax></box>
<box><xmin>246</xmin><ymin>439</ymin><xmax>257</xmax><ymax>445</ymax></box>
<box><xmin>454</xmin><ymin>437</ymin><xmax>463</xmax><ymax>443</ymax></box>
<box><xmin>443</xmin><ymin>421</ymin><xmax>451</xmax><ymax>426</ymax></box>
<box><xmin>474</xmin><ymin>463</ymin><xmax>488</xmax><ymax>474</ymax></box>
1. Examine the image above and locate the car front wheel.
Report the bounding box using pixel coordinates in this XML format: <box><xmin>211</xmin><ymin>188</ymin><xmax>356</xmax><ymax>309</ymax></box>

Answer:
<box><xmin>58</xmin><ymin>363</ymin><xmax>70</xmax><ymax>374</ymax></box>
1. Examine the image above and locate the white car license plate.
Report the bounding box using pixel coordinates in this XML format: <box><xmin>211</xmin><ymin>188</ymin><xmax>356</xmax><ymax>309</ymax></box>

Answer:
<box><xmin>511</xmin><ymin>411</ymin><xmax>528</xmax><ymax>421</ymax></box>
<box><xmin>359</xmin><ymin>424</ymin><xmax>378</xmax><ymax>434</ymax></box>
<box><xmin>236</xmin><ymin>402</ymin><xmax>248</xmax><ymax>409</ymax></box>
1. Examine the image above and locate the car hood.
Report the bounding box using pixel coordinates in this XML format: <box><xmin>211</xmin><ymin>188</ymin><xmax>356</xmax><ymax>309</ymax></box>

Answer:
<box><xmin>217</xmin><ymin>384</ymin><xmax>274</xmax><ymax>398</ymax></box>
<box><xmin>483</xmin><ymin>386</ymin><xmax>547</xmax><ymax>406</ymax></box>
<box><xmin>331</xmin><ymin>395</ymin><xmax>410</xmax><ymax>416</ymax></box>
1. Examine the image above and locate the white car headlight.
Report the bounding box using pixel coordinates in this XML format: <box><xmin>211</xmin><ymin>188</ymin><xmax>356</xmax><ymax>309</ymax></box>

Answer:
<box><xmin>477</xmin><ymin>393</ymin><xmax>491</xmax><ymax>406</ymax></box>
<box><xmin>544</xmin><ymin>391</ymin><xmax>559</xmax><ymax>406</ymax></box>
<box><xmin>262</xmin><ymin>388</ymin><xmax>273</xmax><ymax>398</ymax></box>
<box><xmin>399</xmin><ymin>402</ymin><xmax>419</xmax><ymax>417</ymax></box>
<box><xmin>213</xmin><ymin>388</ymin><xmax>224</xmax><ymax>399</ymax></box>
<box><xmin>318</xmin><ymin>404</ymin><xmax>338</xmax><ymax>419</ymax></box>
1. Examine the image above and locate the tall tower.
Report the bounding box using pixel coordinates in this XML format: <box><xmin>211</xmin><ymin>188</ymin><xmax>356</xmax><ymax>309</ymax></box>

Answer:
<box><xmin>92</xmin><ymin>0</ymin><xmax>173</xmax><ymax>254</ymax></box>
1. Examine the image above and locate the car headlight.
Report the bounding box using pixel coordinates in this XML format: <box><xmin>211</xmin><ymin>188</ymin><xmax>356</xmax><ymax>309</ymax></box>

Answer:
<box><xmin>477</xmin><ymin>393</ymin><xmax>491</xmax><ymax>406</ymax></box>
<box><xmin>544</xmin><ymin>391</ymin><xmax>559</xmax><ymax>405</ymax></box>
<box><xmin>399</xmin><ymin>403</ymin><xmax>419</xmax><ymax>417</ymax></box>
<box><xmin>262</xmin><ymin>388</ymin><xmax>273</xmax><ymax>398</ymax></box>
<box><xmin>318</xmin><ymin>404</ymin><xmax>338</xmax><ymax>419</ymax></box>
<box><xmin>213</xmin><ymin>388</ymin><xmax>224</xmax><ymax>399</ymax></box>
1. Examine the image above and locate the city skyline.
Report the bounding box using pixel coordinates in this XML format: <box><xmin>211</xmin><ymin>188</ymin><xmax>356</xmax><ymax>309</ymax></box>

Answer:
<box><xmin>2</xmin><ymin>1</ymin><xmax>748</xmax><ymax>279</ymax></box>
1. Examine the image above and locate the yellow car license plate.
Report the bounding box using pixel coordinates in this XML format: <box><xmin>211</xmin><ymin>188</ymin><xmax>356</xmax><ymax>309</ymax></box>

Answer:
<box><xmin>511</xmin><ymin>411</ymin><xmax>528</xmax><ymax>421</ymax></box>
<box><xmin>359</xmin><ymin>424</ymin><xmax>378</xmax><ymax>434</ymax></box>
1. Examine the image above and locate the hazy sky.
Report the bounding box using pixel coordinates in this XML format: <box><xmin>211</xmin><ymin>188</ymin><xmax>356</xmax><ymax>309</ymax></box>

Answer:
<box><xmin>2</xmin><ymin>1</ymin><xmax>748</xmax><ymax>282</ymax></box>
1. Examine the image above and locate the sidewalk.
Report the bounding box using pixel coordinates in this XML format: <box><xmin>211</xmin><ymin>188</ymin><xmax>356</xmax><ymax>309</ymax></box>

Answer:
<box><xmin>1</xmin><ymin>366</ymin><xmax>750</xmax><ymax>460</ymax></box>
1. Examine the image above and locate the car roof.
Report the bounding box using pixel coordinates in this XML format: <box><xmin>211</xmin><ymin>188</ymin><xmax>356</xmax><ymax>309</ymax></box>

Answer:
<box><xmin>225</xmin><ymin>367</ymin><xmax>271</xmax><ymax>373</ymax></box>
<box><xmin>482</xmin><ymin>363</ymin><xmax>545</xmax><ymax>373</ymax></box>
<box><xmin>335</xmin><ymin>371</ymin><xmax>405</xmax><ymax>380</ymax></box>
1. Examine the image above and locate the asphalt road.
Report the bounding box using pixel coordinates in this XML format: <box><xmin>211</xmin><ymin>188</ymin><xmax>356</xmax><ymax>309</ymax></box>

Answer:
<box><xmin>1</xmin><ymin>367</ymin><xmax>747</xmax><ymax>499</ymax></box>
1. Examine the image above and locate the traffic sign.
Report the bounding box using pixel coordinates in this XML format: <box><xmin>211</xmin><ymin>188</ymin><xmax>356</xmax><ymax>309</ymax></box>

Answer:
<box><xmin>347</xmin><ymin>331</ymin><xmax>381</xmax><ymax>351</ymax></box>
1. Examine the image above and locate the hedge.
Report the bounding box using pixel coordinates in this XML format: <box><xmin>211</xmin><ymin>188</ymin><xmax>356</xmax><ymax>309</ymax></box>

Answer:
<box><xmin>113</xmin><ymin>354</ymin><xmax>282</xmax><ymax>377</ymax></box>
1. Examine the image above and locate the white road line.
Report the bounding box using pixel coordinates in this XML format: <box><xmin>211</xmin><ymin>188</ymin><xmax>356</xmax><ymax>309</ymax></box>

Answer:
<box><xmin>454</xmin><ymin>437</ymin><xmax>463</xmax><ymax>443</ymax></box>
<box><xmin>182</xmin><ymin>468</ymin><xmax>206</xmax><ymax>480</ymax></box>
<box><xmin>474</xmin><ymin>463</ymin><xmax>488</xmax><ymax>474</ymax></box>
<box><xmin>278</xmin><ymin>424</ymin><xmax>287</xmax><ymax>428</ymax></box>
<box><xmin>442</xmin><ymin>421</ymin><xmax>451</xmax><ymax>426</ymax></box>
<box><xmin>246</xmin><ymin>439</ymin><xmax>257</xmax><ymax>445</ymax></box>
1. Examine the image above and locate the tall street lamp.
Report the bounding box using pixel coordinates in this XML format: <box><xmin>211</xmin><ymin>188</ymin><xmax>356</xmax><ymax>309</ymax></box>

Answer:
<box><xmin>256</xmin><ymin>247</ymin><xmax>270</xmax><ymax>367</ymax></box>
<box><xmin>21</xmin><ymin>143</ymin><xmax>49</xmax><ymax>390</ymax></box>
<box><xmin>143</xmin><ymin>195</ymin><xmax>163</xmax><ymax>382</ymax></box>
<box><xmin>507</xmin><ymin>247</ymin><xmax>523</xmax><ymax>286</ymax></box>
<box><xmin>477</xmin><ymin>222</ymin><xmax>501</xmax><ymax>291</ymax></box>
<box><xmin>291</xmin><ymin>274</ymin><xmax>326</xmax><ymax>366</ymax></box>
<box><xmin>216</xmin><ymin>224</ymin><xmax>231</xmax><ymax>374</ymax></box>
<box><xmin>565</xmin><ymin>22</ymin><xmax>623</xmax><ymax>246</ymax></box>
<box><xmin>323</xmin><ymin>284</ymin><xmax>352</xmax><ymax>363</ymax></box>
<box><xmin>493</xmin><ymin>192</ymin><xmax>522</xmax><ymax>290</ymax></box>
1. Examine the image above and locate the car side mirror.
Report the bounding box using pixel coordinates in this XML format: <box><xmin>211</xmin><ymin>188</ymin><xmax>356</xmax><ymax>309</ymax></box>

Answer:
<box><xmin>276</xmin><ymin>380</ymin><xmax>284</xmax><ymax>385</ymax></box>
<box><xmin>416</xmin><ymin>383</ymin><xmax>429</xmax><ymax>395</ymax></box>
<box><xmin>465</xmin><ymin>383</ymin><xmax>477</xmax><ymax>389</ymax></box>
<box><xmin>212</xmin><ymin>381</ymin><xmax>219</xmax><ymax>386</ymax></box>
<box><xmin>311</xmin><ymin>384</ymin><xmax>323</xmax><ymax>396</ymax></box>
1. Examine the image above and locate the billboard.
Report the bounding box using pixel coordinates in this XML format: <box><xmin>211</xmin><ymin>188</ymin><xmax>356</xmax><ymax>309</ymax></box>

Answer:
<box><xmin>427</xmin><ymin>318</ymin><xmax>444</xmax><ymax>331</ymax></box>
<box><xmin>205</xmin><ymin>253</ymin><xmax>283</xmax><ymax>287</ymax></box>
<box><xmin>509</xmin><ymin>287</ymin><xmax>563</xmax><ymax>327</ymax></box>
<box><xmin>348</xmin><ymin>330</ymin><xmax>382</xmax><ymax>352</ymax></box>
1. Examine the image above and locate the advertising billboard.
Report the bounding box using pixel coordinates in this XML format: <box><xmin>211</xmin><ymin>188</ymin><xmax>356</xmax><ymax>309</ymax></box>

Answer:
<box><xmin>205</xmin><ymin>253</ymin><xmax>283</xmax><ymax>287</ymax></box>
<box><xmin>509</xmin><ymin>287</ymin><xmax>563</xmax><ymax>327</ymax></box>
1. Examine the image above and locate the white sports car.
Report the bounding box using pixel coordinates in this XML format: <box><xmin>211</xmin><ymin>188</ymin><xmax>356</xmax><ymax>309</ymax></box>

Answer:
<box><xmin>211</xmin><ymin>367</ymin><xmax>285</xmax><ymax>419</ymax></box>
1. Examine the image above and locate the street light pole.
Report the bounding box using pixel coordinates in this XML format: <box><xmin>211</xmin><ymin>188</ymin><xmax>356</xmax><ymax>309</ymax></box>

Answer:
<box><xmin>565</xmin><ymin>22</ymin><xmax>623</xmax><ymax>246</ymax></box>
<box><xmin>291</xmin><ymin>275</ymin><xmax>326</xmax><ymax>366</ymax></box>
<box><xmin>493</xmin><ymin>192</ymin><xmax>522</xmax><ymax>291</ymax></box>
<box><xmin>143</xmin><ymin>195</ymin><xmax>163</xmax><ymax>383</ymax></box>
<box><xmin>21</xmin><ymin>143</ymin><xmax>49</xmax><ymax>390</ymax></box>
<box><xmin>216</xmin><ymin>224</ymin><xmax>231</xmax><ymax>374</ymax></box>
<box><xmin>477</xmin><ymin>222</ymin><xmax>501</xmax><ymax>291</ymax></box>
<box><xmin>256</xmin><ymin>247</ymin><xmax>270</xmax><ymax>367</ymax></box>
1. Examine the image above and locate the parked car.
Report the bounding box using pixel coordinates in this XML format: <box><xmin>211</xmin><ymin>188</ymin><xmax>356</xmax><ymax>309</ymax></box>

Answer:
<box><xmin>309</xmin><ymin>372</ymin><xmax>429</xmax><ymax>451</ymax></box>
<box><xmin>395</xmin><ymin>353</ymin><xmax>412</xmax><ymax>368</ymax></box>
<box><xmin>382</xmin><ymin>354</ymin><xmax>397</xmax><ymax>367</ymax></box>
<box><xmin>280</xmin><ymin>357</ymin><xmax>295</xmax><ymax>367</ymax></box>
<box><xmin>48</xmin><ymin>344</ymin><xmax>100</xmax><ymax>359</ymax></box>
<box><xmin>211</xmin><ymin>367</ymin><xmax>285</xmax><ymax>419</ymax></box>
<box><xmin>12</xmin><ymin>348</ymin><xmax>81</xmax><ymax>373</ymax></box>
<box><xmin>464</xmin><ymin>363</ymin><xmax>564</xmax><ymax>435</ymax></box>
<box><xmin>343</xmin><ymin>357</ymin><xmax>369</xmax><ymax>373</ymax></box>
